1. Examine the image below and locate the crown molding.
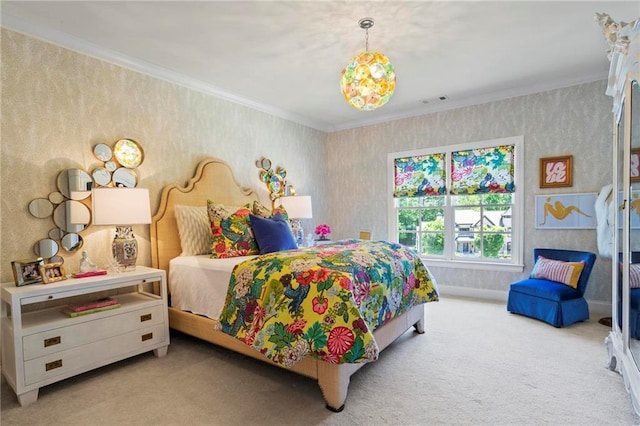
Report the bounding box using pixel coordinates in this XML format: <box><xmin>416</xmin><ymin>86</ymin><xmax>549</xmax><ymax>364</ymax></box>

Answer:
<box><xmin>2</xmin><ymin>12</ymin><xmax>608</xmax><ymax>135</ymax></box>
<box><xmin>328</xmin><ymin>72</ymin><xmax>608</xmax><ymax>132</ymax></box>
<box><xmin>1</xmin><ymin>12</ymin><xmax>331</xmax><ymax>132</ymax></box>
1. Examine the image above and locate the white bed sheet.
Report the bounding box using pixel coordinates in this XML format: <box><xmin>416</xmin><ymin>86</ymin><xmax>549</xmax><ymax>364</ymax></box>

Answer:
<box><xmin>168</xmin><ymin>255</ymin><xmax>257</xmax><ymax>320</ymax></box>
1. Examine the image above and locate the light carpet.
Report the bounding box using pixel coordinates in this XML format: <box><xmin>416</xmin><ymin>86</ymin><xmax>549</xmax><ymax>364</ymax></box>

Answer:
<box><xmin>2</xmin><ymin>296</ymin><xmax>639</xmax><ymax>425</ymax></box>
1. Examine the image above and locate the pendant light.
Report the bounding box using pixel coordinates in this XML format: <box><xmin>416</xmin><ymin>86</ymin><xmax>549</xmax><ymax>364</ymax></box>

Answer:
<box><xmin>340</xmin><ymin>17</ymin><xmax>396</xmax><ymax>111</ymax></box>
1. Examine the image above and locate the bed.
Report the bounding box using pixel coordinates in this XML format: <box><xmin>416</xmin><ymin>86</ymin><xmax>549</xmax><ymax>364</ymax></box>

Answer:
<box><xmin>150</xmin><ymin>157</ymin><xmax>439</xmax><ymax>411</ymax></box>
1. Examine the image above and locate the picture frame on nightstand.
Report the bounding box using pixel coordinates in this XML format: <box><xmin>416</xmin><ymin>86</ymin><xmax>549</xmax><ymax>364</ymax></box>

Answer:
<box><xmin>39</xmin><ymin>261</ymin><xmax>67</xmax><ymax>284</ymax></box>
<box><xmin>11</xmin><ymin>258</ymin><xmax>45</xmax><ymax>286</ymax></box>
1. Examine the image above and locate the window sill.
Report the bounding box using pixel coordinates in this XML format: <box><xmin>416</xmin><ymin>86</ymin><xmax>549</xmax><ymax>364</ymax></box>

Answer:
<box><xmin>422</xmin><ymin>258</ymin><xmax>524</xmax><ymax>273</ymax></box>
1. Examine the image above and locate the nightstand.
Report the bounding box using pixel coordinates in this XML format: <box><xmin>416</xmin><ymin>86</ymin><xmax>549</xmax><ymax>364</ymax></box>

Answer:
<box><xmin>1</xmin><ymin>266</ymin><xmax>170</xmax><ymax>406</ymax></box>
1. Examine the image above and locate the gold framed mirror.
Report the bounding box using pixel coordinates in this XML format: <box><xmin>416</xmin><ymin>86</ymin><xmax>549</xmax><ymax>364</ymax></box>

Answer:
<box><xmin>113</xmin><ymin>138</ymin><xmax>144</xmax><ymax>169</ymax></box>
<box><xmin>28</xmin><ymin>198</ymin><xmax>54</xmax><ymax>218</ymax></box>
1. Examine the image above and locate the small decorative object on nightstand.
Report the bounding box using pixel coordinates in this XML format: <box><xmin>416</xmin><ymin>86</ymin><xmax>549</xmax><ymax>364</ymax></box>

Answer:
<box><xmin>315</xmin><ymin>224</ymin><xmax>332</xmax><ymax>241</ymax></box>
<box><xmin>92</xmin><ymin>188</ymin><xmax>151</xmax><ymax>271</ymax></box>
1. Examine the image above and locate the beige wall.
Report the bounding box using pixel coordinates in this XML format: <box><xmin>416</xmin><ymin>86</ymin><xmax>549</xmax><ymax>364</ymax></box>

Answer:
<box><xmin>0</xmin><ymin>29</ymin><xmax>328</xmax><ymax>283</ymax></box>
<box><xmin>1</xmin><ymin>29</ymin><xmax>615</xmax><ymax>305</ymax></box>
<box><xmin>326</xmin><ymin>81</ymin><xmax>614</xmax><ymax>304</ymax></box>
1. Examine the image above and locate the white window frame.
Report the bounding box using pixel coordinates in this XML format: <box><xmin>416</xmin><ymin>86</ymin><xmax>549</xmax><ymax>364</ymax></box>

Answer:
<box><xmin>387</xmin><ymin>136</ymin><xmax>524</xmax><ymax>272</ymax></box>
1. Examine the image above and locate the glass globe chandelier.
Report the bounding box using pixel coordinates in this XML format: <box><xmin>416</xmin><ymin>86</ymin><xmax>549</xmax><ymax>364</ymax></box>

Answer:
<box><xmin>340</xmin><ymin>17</ymin><xmax>396</xmax><ymax>111</ymax></box>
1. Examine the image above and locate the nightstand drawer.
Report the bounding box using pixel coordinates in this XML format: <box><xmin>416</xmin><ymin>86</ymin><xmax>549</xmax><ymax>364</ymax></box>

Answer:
<box><xmin>24</xmin><ymin>323</ymin><xmax>166</xmax><ymax>386</ymax></box>
<box><xmin>23</xmin><ymin>304</ymin><xmax>165</xmax><ymax>361</ymax></box>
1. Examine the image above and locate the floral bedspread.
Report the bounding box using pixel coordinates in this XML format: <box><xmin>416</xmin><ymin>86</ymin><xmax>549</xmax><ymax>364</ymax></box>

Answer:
<box><xmin>217</xmin><ymin>239</ymin><xmax>439</xmax><ymax>366</ymax></box>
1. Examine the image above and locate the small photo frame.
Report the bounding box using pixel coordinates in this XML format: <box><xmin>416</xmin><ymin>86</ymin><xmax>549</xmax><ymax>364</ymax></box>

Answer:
<box><xmin>540</xmin><ymin>155</ymin><xmax>573</xmax><ymax>188</ymax></box>
<box><xmin>631</xmin><ymin>148</ymin><xmax>640</xmax><ymax>183</ymax></box>
<box><xmin>11</xmin><ymin>258</ymin><xmax>44</xmax><ymax>286</ymax></box>
<box><xmin>40</xmin><ymin>262</ymin><xmax>67</xmax><ymax>284</ymax></box>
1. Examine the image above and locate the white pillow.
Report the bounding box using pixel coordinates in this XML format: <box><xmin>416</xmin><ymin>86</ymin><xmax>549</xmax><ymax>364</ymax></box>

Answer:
<box><xmin>174</xmin><ymin>205</ymin><xmax>210</xmax><ymax>256</ymax></box>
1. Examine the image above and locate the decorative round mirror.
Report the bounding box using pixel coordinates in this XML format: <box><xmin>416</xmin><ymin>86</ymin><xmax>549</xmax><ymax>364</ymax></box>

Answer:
<box><xmin>93</xmin><ymin>143</ymin><xmax>113</xmax><ymax>162</ymax></box>
<box><xmin>261</xmin><ymin>158</ymin><xmax>271</xmax><ymax>170</ymax></box>
<box><xmin>112</xmin><ymin>167</ymin><xmax>137</xmax><ymax>187</ymax></box>
<box><xmin>92</xmin><ymin>167</ymin><xmax>111</xmax><ymax>187</ymax></box>
<box><xmin>34</xmin><ymin>238</ymin><xmax>59</xmax><ymax>258</ymax></box>
<box><xmin>48</xmin><ymin>191</ymin><xmax>65</xmax><ymax>204</ymax></box>
<box><xmin>53</xmin><ymin>200</ymin><xmax>91</xmax><ymax>233</ymax></box>
<box><xmin>57</xmin><ymin>169</ymin><xmax>93</xmax><ymax>200</ymax></box>
<box><xmin>49</xmin><ymin>255</ymin><xmax>64</xmax><ymax>264</ymax></box>
<box><xmin>61</xmin><ymin>233</ymin><xmax>84</xmax><ymax>252</ymax></box>
<box><xmin>48</xmin><ymin>228</ymin><xmax>65</xmax><ymax>240</ymax></box>
<box><xmin>105</xmin><ymin>160</ymin><xmax>117</xmax><ymax>172</ymax></box>
<box><xmin>268</xmin><ymin>175</ymin><xmax>284</xmax><ymax>198</ymax></box>
<box><xmin>28</xmin><ymin>198</ymin><xmax>54</xmax><ymax>218</ymax></box>
<box><xmin>113</xmin><ymin>139</ymin><xmax>144</xmax><ymax>168</ymax></box>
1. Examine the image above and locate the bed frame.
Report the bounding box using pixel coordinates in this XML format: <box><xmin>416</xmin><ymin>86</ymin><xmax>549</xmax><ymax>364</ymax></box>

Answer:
<box><xmin>150</xmin><ymin>157</ymin><xmax>425</xmax><ymax>411</ymax></box>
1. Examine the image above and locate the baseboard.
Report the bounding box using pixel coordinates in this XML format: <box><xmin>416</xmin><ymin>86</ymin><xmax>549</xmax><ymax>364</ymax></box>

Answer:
<box><xmin>437</xmin><ymin>284</ymin><xmax>508</xmax><ymax>303</ymax></box>
<box><xmin>436</xmin><ymin>284</ymin><xmax>611</xmax><ymax>317</ymax></box>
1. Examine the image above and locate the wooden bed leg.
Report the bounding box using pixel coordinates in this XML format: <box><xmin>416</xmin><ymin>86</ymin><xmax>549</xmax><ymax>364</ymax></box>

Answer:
<box><xmin>413</xmin><ymin>317</ymin><xmax>425</xmax><ymax>334</ymax></box>
<box><xmin>317</xmin><ymin>363</ymin><xmax>350</xmax><ymax>412</ymax></box>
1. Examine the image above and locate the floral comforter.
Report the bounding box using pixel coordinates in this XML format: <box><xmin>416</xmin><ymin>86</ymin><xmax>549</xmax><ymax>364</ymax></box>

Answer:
<box><xmin>217</xmin><ymin>240</ymin><xmax>439</xmax><ymax>366</ymax></box>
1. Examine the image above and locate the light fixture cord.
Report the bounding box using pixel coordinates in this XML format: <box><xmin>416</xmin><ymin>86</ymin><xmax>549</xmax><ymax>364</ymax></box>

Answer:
<box><xmin>365</xmin><ymin>27</ymin><xmax>369</xmax><ymax>51</ymax></box>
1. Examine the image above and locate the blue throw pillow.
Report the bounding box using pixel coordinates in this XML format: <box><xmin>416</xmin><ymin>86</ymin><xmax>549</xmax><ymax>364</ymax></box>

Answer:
<box><xmin>249</xmin><ymin>213</ymin><xmax>298</xmax><ymax>254</ymax></box>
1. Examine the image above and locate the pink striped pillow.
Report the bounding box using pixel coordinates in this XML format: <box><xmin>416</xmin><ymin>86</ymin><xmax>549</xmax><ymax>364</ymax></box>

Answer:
<box><xmin>631</xmin><ymin>264</ymin><xmax>640</xmax><ymax>289</ymax></box>
<box><xmin>530</xmin><ymin>256</ymin><xmax>585</xmax><ymax>288</ymax></box>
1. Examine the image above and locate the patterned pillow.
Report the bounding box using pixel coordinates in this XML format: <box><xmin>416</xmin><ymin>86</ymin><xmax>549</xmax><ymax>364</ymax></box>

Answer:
<box><xmin>631</xmin><ymin>264</ymin><xmax>640</xmax><ymax>289</ymax></box>
<box><xmin>530</xmin><ymin>256</ymin><xmax>585</xmax><ymax>288</ymax></box>
<box><xmin>252</xmin><ymin>200</ymin><xmax>289</xmax><ymax>221</ymax></box>
<box><xmin>174</xmin><ymin>205</ymin><xmax>210</xmax><ymax>256</ymax></box>
<box><xmin>207</xmin><ymin>200</ymin><xmax>259</xmax><ymax>258</ymax></box>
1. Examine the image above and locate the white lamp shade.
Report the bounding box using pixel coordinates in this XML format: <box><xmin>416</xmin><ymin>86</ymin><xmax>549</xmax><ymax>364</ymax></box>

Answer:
<box><xmin>92</xmin><ymin>187</ymin><xmax>152</xmax><ymax>225</ymax></box>
<box><xmin>278</xmin><ymin>195</ymin><xmax>312</xmax><ymax>219</ymax></box>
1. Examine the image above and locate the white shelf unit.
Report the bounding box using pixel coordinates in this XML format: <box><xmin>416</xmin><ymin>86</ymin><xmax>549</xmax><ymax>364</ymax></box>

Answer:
<box><xmin>1</xmin><ymin>266</ymin><xmax>170</xmax><ymax>406</ymax></box>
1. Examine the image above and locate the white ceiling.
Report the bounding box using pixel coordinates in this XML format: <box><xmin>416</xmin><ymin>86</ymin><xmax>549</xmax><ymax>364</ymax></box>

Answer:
<box><xmin>2</xmin><ymin>1</ymin><xmax>638</xmax><ymax>132</ymax></box>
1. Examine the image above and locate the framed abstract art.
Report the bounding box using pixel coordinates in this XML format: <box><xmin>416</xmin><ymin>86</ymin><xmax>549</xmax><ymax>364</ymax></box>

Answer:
<box><xmin>539</xmin><ymin>155</ymin><xmax>572</xmax><ymax>188</ymax></box>
<box><xmin>631</xmin><ymin>148</ymin><xmax>640</xmax><ymax>183</ymax></box>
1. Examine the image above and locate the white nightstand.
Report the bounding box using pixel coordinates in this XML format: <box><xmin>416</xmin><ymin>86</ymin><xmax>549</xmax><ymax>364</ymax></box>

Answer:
<box><xmin>1</xmin><ymin>266</ymin><xmax>170</xmax><ymax>406</ymax></box>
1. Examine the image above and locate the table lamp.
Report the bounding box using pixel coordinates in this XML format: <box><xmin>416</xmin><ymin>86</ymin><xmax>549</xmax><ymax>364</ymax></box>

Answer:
<box><xmin>277</xmin><ymin>195</ymin><xmax>312</xmax><ymax>246</ymax></box>
<box><xmin>92</xmin><ymin>187</ymin><xmax>151</xmax><ymax>271</ymax></box>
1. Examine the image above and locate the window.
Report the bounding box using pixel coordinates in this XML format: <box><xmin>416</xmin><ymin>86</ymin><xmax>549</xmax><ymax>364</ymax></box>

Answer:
<box><xmin>388</xmin><ymin>136</ymin><xmax>523</xmax><ymax>271</ymax></box>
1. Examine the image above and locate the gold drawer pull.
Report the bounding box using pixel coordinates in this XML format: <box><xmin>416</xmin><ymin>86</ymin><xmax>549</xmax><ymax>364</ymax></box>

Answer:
<box><xmin>44</xmin><ymin>336</ymin><xmax>61</xmax><ymax>347</ymax></box>
<box><xmin>45</xmin><ymin>359</ymin><xmax>62</xmax><ymax>371</ymax></box>
<box><xmin>141</xmin><ymin>333</ymin><xmax>153</xmax><ymax>342</ymax></box>
<box><xmin>140</xmin><ymin>313</ymin><xmax>152</xmax><ymax>322</ymax></box>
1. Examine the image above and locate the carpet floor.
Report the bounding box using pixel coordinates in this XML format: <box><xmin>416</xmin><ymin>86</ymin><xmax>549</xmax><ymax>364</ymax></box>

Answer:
<box><xmin>2</xmin><ymin>296</ymin><xmax>639</xmax><ymax>425</ymax></box>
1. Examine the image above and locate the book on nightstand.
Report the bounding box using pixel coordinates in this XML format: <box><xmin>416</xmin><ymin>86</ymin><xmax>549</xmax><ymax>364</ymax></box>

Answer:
<box><xmin>62</xmin><ymin>297</ymin><xmax>120</xmax><ymax>317</ymax></box>
<box><xmin>62</xmin><ymin>303</ymin><xmax>121</xmax><ymax>317</ymax></box>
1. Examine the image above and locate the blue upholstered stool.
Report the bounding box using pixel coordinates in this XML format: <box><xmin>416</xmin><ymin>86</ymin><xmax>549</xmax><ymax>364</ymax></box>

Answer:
<box><xmin>507</xmin><ymin>248</ymin><xmax>596</xmax><ymax>327</ymax></box>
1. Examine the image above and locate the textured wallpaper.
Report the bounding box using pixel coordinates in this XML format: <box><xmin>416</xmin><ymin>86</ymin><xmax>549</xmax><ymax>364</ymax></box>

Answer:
<box><xmin>326</xmin><ymin>81</ymin><xmax>614</xmax><ymax>304</ymax></box>
<box><xmin>0</xmin><ymin>29</ymin><xmax>616</xmax><ymax>306</ymax></box>
<box><xmin>0</xmin><ymin>29</ymin><xmax>327</xmax><ymax>283</ymax></box>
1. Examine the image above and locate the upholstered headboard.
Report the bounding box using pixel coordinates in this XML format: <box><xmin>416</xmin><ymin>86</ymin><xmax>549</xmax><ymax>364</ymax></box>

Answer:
<box><xmin>150</xmin><ymin>158</ymin><xmax>258</xmax><ymax>274</ymax></box>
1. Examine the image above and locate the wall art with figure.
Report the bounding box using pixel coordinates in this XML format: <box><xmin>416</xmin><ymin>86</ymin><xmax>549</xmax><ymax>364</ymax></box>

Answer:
<box><xmin>535</xmin><ymin>193</ymin><xmax>597</xmax><ymax>229</ymax></box>
<box><xmin>617</xmin><ymin>189</ymin><xmax>640</xmax><ymax>229</ymax></box>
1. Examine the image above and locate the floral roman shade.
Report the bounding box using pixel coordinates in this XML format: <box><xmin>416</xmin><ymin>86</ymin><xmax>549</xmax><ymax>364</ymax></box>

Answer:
<box><xmin>393</xmin><ymin>153</ymin><xmax>446</xmax><ymax>198</ymax></box>
<box><xmin>450</xmin><ymin>145</ymin><xmax>515</xmax><ymax>195</ymax></box>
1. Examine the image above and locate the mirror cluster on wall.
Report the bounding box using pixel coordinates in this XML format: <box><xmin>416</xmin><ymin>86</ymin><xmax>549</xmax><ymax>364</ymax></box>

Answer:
<box><xmin>27</xmin><ymin>138</ymin><xmax>145</xmax><ymax>261</ymax></box>
<box><xmin>255</xmin><ymin>157</ymin><xmax>295</xmax><ymax>203</ymax></box>
<box><xmin>92</xmin><ymin>139</ymin><xmax>144</xmax><ymax>188</ymax></box>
